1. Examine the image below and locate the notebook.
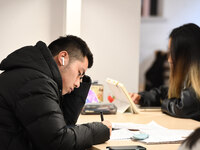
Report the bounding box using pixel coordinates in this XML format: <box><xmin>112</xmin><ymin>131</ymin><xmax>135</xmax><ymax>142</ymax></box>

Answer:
<box><xmin>106</xmin><ymin>78</ymin><xmax>139</xmax><ymax>114</ymax></box>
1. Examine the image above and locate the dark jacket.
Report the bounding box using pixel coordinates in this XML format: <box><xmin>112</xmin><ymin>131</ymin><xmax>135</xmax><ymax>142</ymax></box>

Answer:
<box><xmin>139</xmin><ymin>86</ymin><xmax>200</xmax><ymax>121</ymax></box>
<box><xmin>0</xmin><ymin>41</ymin><xmax>110</xmax><ymax>150</ymax></box>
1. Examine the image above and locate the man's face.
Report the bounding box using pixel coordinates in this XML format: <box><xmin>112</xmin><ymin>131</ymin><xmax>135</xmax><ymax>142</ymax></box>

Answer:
<box><xmin>60</xmin><ymin>56</ymin><xmax>88</xmax><ymax>95</ymax></box>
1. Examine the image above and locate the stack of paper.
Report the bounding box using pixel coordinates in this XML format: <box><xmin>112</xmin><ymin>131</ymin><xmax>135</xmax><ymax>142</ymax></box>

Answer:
<box><xmin>111</xmin><ymin>128</ymin><xmax>135</xmax><ymax>140</ymax></box>
<box><xmin>110</xmin><ymin>121</ymin><xmax>193</xmax><ymax>144</ymax></box>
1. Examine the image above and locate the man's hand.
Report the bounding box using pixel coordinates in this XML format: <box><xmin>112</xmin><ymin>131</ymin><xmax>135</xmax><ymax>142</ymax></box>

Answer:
<box><xmin>102</xmin><ymin>120</ymin><xmax>112</xmax><ymax>136</ymax></box>
<box><xmin>129</xmin><ymin>93</ymin><xmax>141</xmax><ymax>104</ymax></box>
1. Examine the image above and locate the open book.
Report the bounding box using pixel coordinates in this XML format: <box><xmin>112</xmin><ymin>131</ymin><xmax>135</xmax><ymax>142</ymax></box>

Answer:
<box><xmin>106</xmin><ymin>78</ymin><xmax>139</xmax><ymax>113</ymax></box>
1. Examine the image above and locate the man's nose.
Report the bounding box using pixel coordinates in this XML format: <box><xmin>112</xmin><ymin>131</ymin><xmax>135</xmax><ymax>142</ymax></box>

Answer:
<box><xmin>74</xmin><ymin>78</ymin><xmax>81</xmax><ymax>88</ymax></box>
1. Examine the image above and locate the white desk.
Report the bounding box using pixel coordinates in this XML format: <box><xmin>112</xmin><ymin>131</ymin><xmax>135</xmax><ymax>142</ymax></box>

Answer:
<box><xmin>77</xmin><ymin>111</ymin><xmax>200</xmax><ymax>150</ymax></box>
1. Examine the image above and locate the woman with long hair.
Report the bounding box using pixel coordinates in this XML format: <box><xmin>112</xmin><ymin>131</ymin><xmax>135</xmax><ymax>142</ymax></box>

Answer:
<box><xmin>131</xmin><ymin>23</ymin><xmax>200</xmax><ymax>121</ymax></box>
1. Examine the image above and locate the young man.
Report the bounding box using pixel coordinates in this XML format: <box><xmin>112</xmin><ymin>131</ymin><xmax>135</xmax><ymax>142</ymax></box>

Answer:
<box><xmin>0</xmin><ymin>35</ymin><xmax>111</xmax><ymax>150</ymax></box>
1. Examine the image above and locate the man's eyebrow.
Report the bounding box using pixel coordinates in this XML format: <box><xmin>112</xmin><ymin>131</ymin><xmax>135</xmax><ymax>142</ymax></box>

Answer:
<box><xmin>82</xmin><ymin>70</ymin><xmax>85</xmax><ymax>75</ymax></box>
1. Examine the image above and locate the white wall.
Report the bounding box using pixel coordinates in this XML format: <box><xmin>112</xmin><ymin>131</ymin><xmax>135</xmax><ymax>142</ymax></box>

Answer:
<box><xmin>139</xmin><ymin>0</ymin><xmax>200</xmax><ymax>90</ymax></box>
<box><xmin>0</xmin><ymin>0</ymin><xmax>66</xmax><ymax>62</ymax></box>
<box><xmin>66</xmin><ymin>0</ymin><xmax>82</xmax><ymax>36</ymax></box>
<box><xmin>0</xmin><ymin>0</ymin><xmax>141</xmax><ymax>102</ymax></box>
<box><xmin>80</xmin><ymin>0</ymin><xmax>141</xmax><ymax>101</ymax></box>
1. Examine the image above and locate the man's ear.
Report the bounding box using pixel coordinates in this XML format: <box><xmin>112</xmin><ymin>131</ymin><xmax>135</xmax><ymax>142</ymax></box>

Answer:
<box><xmin>57</xmin><ymin>51</ymin><xmax>69</xmax><ymax>66</ymax></box>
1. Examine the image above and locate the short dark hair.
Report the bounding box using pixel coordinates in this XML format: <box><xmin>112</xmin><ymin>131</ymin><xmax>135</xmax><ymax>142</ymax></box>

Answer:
<box><xmin>48</xmin><ymin>35</ymin><xmax>93</xmax><ymax>68</ymax></box>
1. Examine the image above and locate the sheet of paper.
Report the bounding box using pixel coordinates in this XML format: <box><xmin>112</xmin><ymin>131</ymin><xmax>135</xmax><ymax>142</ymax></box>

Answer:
<box><xmin>112</xmin><ymin>121</ymin><xmax>166</xmax><ymax>131</ymax></box>
<box><xmin>110</xmin><ymin>121</ymin><xmax>193</xmax><ymax>144</ymax></box>
<box><xmin>141</xmin><ymin>129</ymin><xmax>193</xmax><ymax>144</ymax></box>
<box><xmin>110</xmin><ymin>128</ymin><xmax>135</xmax><ymax>140</ymax></box>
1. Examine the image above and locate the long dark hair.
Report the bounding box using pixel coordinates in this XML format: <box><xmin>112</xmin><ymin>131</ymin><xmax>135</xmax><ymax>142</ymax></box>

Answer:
<box><xmin>182</xmin><ymin>127</ymin><xmax>200</xmax><ymax>149</ymax></box>
<box><xmin>168</xmin><ymin>23</ymin><xmax>200</xmax><ymax>98</ymax></box>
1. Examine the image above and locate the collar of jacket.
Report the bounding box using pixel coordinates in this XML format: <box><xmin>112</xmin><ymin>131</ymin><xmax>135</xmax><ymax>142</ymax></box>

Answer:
<box><xmin>36</xmin><ymin>41</ymin><xmax>62</xmax><ymax>91</ymax></box>
<box><xmin>0</xmin><ymin>41</ymin><xmax>62</xmax><ymax>92</ymax></box>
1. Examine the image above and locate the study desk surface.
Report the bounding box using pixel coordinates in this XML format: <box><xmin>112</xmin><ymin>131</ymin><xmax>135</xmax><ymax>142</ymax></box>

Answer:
<box><xmin>77</xmin><ymin>111</ymin><xmax>200</xmax><ymax>150</ymax></box>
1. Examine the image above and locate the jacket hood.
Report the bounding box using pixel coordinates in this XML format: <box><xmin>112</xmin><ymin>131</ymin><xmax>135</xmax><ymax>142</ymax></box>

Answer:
<box><xmin>0</xmin><ymin>41</ymin><xmax>62</xmax><ymax>89</ymax></box>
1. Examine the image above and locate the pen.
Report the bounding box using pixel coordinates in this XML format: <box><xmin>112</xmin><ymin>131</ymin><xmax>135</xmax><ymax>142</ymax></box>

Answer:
<box><xmin>112</xmin><ymin>128</ymin><xmax>140</xmax><ymax>131</ymax></box>
<box><xmin>100</xmin><ymin>111</ymin><xmax>104</xmax><ymax>121</ymax></box>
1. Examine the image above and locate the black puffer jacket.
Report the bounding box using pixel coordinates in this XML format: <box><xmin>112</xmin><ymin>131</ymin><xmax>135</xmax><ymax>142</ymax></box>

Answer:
<box><xmin>0</xmin><ymin>41</ymin><xmax>110</xmax><ymax>150</ymax></box>
<box><xmin>139</xmin><ymin>86</ymin><xmax>200</xmax><ymax>121</ymax></box>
